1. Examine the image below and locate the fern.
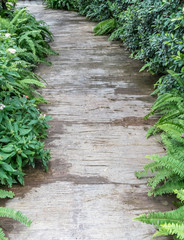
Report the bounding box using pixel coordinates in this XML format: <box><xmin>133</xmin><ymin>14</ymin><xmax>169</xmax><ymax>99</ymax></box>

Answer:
<box><xmin>138</xmin><ymin>89</ymin><xmax>184</xmax><ymax>197</ymax></box>
<box><xmin>149</xmin><ymin>154</ymin><xmax>184</xmax><ymax>178</ymax></box>
<box><xmin>134</xmin><ymin>206</ymin><xmax>184</xmax><ymax>227</ymax></box>
<box><xmin>174</xmin><ymin>189</ymin><xmax>184</xmax><ymax>202</ymax></box>
<box><xmin>149</xmin><ymin>181</ymin><xmax>184</xmax><ymax>197</ymax></box>
<box><xmin>20</xmin><ymin>79</ymin><xmax>46</xmax><ymax>88</ymax></box>
<box><xmin>93</xmin><ymin>18</ymin><xmax>116</xmax><ymax>36</ymax></box>
<box><xmin>10</xmin><ymin>8</ymin><xmax>26</xmax><ymax>26</ymax></box>
<box><xmin>0</xmin><ymin>190</ymin><xmax>14</xmax><ymax>199</ymax></box>
<box><xmin>9</xmin><ymin>8</ymin><xmax>56</xmax><ymax>66</ymax></box>
<box><xmin>0</xmin><ymin>228</ymin><xmax>8</xmax><ymax>240</ymax></box>
<box><xmin>0</xmin><ymin>207</ymin><xmax>32</xmax><ymax>226</ymax></box>
<box><xmin>134</xmin><ymin>198</ymin><xmax>184</xmax><ymax>239</ymax></box>
<box><xmin>147</xmin><ymin>168</ymin><xmax>175</xmax><ymax>189</ymax></box>
<box><xmin>158</xmin><ymin>223</ymin><xmax>184</xmax><ymax>240</ymax></box>
<box><xmin>0</xmin><ymin>190</ymin><xmax>31</xmax><ymax>239</ymax></box>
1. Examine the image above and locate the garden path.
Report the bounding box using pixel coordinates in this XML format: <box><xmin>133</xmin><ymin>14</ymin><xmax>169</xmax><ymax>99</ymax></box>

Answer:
<box><xmin>3</xmin><ymin>1</ymin><xmax>173</xmax><ymax>239</ymax></box>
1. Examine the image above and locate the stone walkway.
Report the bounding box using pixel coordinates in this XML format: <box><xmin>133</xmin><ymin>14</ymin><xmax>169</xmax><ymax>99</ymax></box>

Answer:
<box><xmin>3</xmin><ymin>1</ymin><xmax>173</xmax><ymax>239</ymax></box>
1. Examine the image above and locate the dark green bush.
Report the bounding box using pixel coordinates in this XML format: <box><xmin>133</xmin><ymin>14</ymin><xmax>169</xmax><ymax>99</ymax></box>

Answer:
<box><xmin>44</xmin><ymin>0</ymin><xmax>78</xmax><ymax>10</ymax></box>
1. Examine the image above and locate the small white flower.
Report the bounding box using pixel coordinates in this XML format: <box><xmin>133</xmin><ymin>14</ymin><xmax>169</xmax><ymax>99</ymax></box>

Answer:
<box><xmin>39</xmin><ymin>113</ymin><xmax>46</xmax><ymax>119</ymax></box>
<box><xmin>5</xmin><ymin>33</ymin><xmax>11</xmax><ymax>38</ymax></box>
<box><xmin>7</xmin><ymin>48</ymin><xmax>16</xmax><ymax>54</ymax></box>
<box><xmin>0</xmin><ymin>104</ymin><xmax>5</xmax><ymax>110</ymax></box>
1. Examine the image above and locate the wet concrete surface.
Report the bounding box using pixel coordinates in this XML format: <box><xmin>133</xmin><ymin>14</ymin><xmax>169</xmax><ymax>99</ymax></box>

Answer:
<box><xmin>2</xmin><ymin>1</ymin><xmax>174</xmax><ymax>239</ymax></box>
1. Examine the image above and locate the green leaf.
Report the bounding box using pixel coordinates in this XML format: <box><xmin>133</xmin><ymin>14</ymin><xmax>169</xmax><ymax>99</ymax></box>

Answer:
<box><xmin>1</xmin><ymin>145</ymin><xmax>14</xmax><ymax>153</ymax></box>
<box><xmin>20</xmin><ymin>79</ymin><xmax>45</xmax><ymax>88</ymax></box>
<box><xmin>0</xmin><ymin>207</ymin><xmax>32</xmax><ymax>227</ymax></box>
<box><xmin>19</xmin><ymin>128</ymin><xmax>32</xmax><ymax>136</ymax></box>
<box><xmin>0</xmin><ymin>190</ymin><xmax>14</xmax><ymax>199</ymax></box>
<box><xmin>1</xmin><ymin>163</ymin><xmax>15</xmax><ymax>173</ymax></box>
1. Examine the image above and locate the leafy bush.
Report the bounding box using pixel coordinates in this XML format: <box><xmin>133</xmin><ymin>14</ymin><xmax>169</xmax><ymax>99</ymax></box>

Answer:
<box><xmin>44</xmin><ymin>0</ymin><xmax>78</xmax><ymax>10</ymax></box>
<box><xmin>0</xmin><ymin>94</ymin><xmax>51</xmax><ymax>186</ymax></box>
<box><xmin>0</xmin><ymin>31</ymin><xmax>46</xmax><ymax>101</ymax></box>
<box><xmin>0</xmin><ymin>6</ymin><xmax>54</xmax><ymax>187</ymax></box>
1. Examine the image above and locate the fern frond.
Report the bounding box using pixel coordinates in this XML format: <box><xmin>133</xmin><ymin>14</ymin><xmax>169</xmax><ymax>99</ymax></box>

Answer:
<box><xmin>148</xmin><ymin>154</ymin><xmax>184</xmax><ymax>178</ymax></box>
<box><xmin>161</xmin><ymin>223</ymin><xmax>184</xmax><ymax>240</ymax></box>
<box><xmin>94</xmin><ymin>18</ymin><xmax>116</xmax><ymax>36</ymax></box>
<box><xmin>152</xmin><ymin>94</ymin><xmax>183</xmax><ymax>112</ymax></box>
<box><xmin>146</xmin><ymin>125</ymin><xmax>159</xmax><ymax>138</ymax></box>
<box><xmin>174</xmin><ymin>189</ymin><xmax>184</xmax><ymax>202</ymax></box>
<box><xmin>0</xmin><ymin>228</ymin><xmax>8</xmax><ymax>240</ymax></box>
<box><xmin>135</xmin><ymin>160</ymin><xmax>162</xmax><ymax>179</ymax></box>
<box><xmin>20</xmin><ymin>79</ymin><xmax>45</xmax><ymax>88</ymax></box>
<box><xmin>133</xmin><ymin>206</ymin><xmax>184</xmax><ymax>227</ymax></box>
<box><xmin>148</xmin><ymin>168</ymin><xmax>175</xmax><ymax>189</ymax></box>
<box><xmin>150</xmin><ymin>180</ymin><xmax>184</xmax><ymax>197</ymax></box>
<box><xmin>0</xmin><ymin>190</ymin><xmax>14</xmax><ymax>199</ymax></box>
<box><xmin>156</xmin><ymin>122</ymin><xmax>184</xmax><ymax>139</ymax></box>
<box><xmin>10</xmin><ymin>8</ymin><xmax>26</xmax><ymax>26</ymax></box>
<box><xmin>156</xmin><ymin>110</ymin><xmax>181</xmax><ymax>125</ymax></box>
<box><xmin>0</xmin><ymin>207</ymin><xmax>32</xmax><ymax>227</ymax></box>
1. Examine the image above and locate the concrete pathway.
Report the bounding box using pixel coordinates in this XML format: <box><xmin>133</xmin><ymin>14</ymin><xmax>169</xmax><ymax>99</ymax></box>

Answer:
<box><xmin>2</xmin><ymin>1</ymin><xmax>173</xmax><ymax>239</ymax></box>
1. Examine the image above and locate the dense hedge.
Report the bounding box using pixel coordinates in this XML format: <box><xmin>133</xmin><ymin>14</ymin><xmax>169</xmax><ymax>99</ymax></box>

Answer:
<box><xmin>43</xmin><ymin>0</ymin><xmax>184</xmax><ymax>238</ymax></box>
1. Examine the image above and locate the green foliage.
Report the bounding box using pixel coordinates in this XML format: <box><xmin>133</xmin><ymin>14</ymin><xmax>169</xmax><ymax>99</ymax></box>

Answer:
<box><xmin>0</xmin><ymin>31</ymin><xmax>46</xmax><ymax>101</ymax></box>
<box><xmin>175</xmin><ymin>189</ymin><xmax>184</xmax><ymax>202</ymax></box>
<box><xmin>134</xmin><ymin>190</ymin><xmax>184</xmax><ymax>239</ymax></box>
<box><xmin>93</xmin><ymin>18</ymin><xmax>116</xmax><ymax>36</ymax></box>
<box><xmin>0</xmin><ymin>189</ymin><xmax>14</xmax><ymax>198</ymax></box>
<box><xmin>0</xmin><ymin>207</ymin><xmax>31</xmax><ymax>226</ymax></box>
<box><xmin>44</xmin><ymin>0</ymin><xmax>78</xmax><ymax>10</ymax></box>
<box><xmin>0</xmin><ymin>93</ymin><xmax>51</xmax><ymax>186</ymax></box>
<box><xmin>0</xmin><ymin>7</ymin><xmax>53</xmax><ymax>187</ymax></box>
<box><xmin>0</xmin><ymin>190</ymin><xmax>31</xmax><ymax>240</ymax></box>
<box><xmin>136</xmin><ymin>89</ymin><xmax>184</xmax><ymax>197</ymax></box>
<box><xmin>9</xmin><ymin>8</ymin><xmax>56</xmax><ymax>66</ymax></box>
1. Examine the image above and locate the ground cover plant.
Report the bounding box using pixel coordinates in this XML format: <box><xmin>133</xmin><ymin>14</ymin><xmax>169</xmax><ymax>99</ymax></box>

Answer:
<box><xmin>43</xmin><ymin>0</ymin><xmax>184</xmax><ymax>239</ymax></box>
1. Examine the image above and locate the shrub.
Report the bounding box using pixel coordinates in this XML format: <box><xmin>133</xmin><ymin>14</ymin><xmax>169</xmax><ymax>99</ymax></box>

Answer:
<box><xmin>0</xmin><ymin>6</ymin><xmax>54</xmax><ymax>187</ymax></box>
<box><xmin>0</xmin><ymin>94</ymin><xmax>51</xmax><ymax>186</ymax></box>
<box><xmin>44</xmin><ymin>0</ymin><xmax>78</xmax><ymax>10</ymax></box>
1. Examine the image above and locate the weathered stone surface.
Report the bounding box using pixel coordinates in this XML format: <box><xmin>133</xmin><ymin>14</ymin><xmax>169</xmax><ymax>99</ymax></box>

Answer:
<box><xmin>2</xmin><ymin>1</ymin><xmax>173</xmax><ymax>239</ymax></box>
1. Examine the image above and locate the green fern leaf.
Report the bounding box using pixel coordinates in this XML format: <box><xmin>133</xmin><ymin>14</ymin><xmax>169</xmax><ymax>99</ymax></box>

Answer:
<box><xmin>0</xmin><ymin>207</ymin><xmax>32</xmax><ymax>227</ymax></box>
<box><xmin>174</xmin><ymin>189</ymin><xmax>184</xmax><ymax>202</ymax></box>
<box><xmin>148</xmin><ymin>168</ymin><xmax>175</xmax><ymax>189</ymax></box>
<box><xmin>161</xmin><ymin>223</ymin><xmax>184</xmax><ymax>240</ymax></box>
<box><xmin>0</xmin><ymin>228</ymin><xmax>8</xmax><ymax>240</ymax></box>
<box><xmin>94</xmin><ymin>18</ymin><xmax>116</xmax><ymax>36</ymax></box>
<box><xmin>133</xmin><ymin>206</ymin><xmax>184</xmax><ymax>227</ymax></box>
<box><xmin>0</xmin><ymin>190</ymin><xmax>14</xmax><ymax>199</ymax></box>
<box><xmin>151</xmin><ymin>181</ymin><xmax>184</xmax><ymax>197</ymax></box>
<box><xmin>10</xmin><ymin>9</ymin><xmax>26</xmax><ymax>26</ymax></box>
<box><xmin>20</xmin><ymin>79</ymin><xmax>45</xmax><ymax>88</ymax></box>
